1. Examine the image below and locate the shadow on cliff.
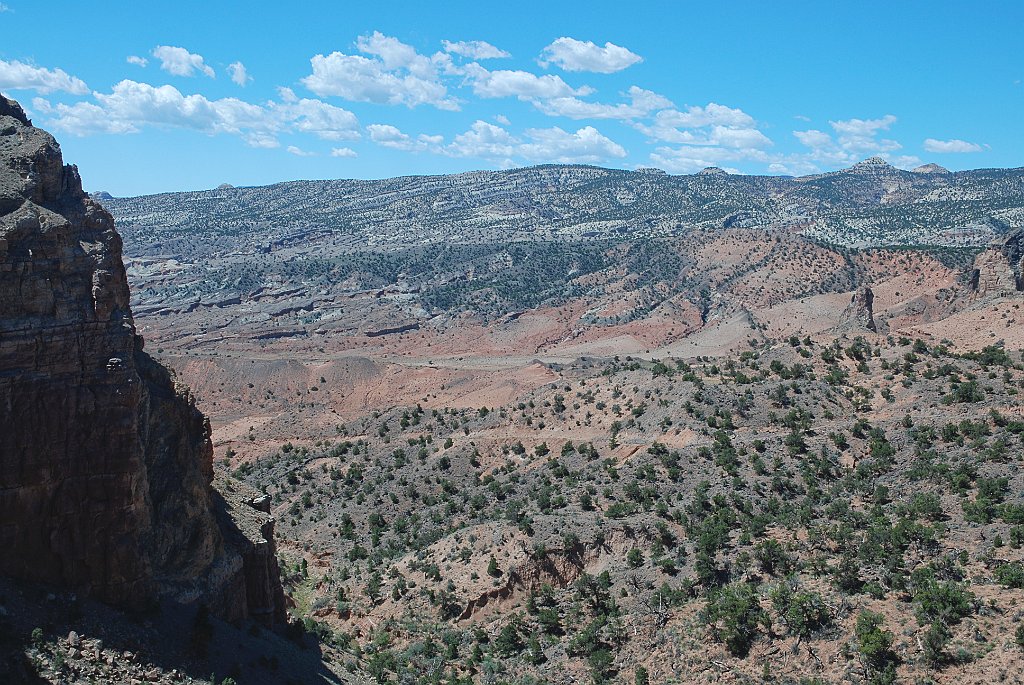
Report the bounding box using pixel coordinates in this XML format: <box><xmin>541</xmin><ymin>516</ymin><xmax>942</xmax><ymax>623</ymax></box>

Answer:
<box><xmin>0</xmin><ymin>574</ymin><xmax>345</xmax><ymax>685</ymax></box>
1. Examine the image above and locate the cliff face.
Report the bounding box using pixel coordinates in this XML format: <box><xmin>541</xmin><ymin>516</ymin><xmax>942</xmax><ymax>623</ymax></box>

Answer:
<box><xmin>971</xmin><ymin>229</ymin><xmax>1024</xmax><ymax>297</ymax></box>
<box><xmin>839</xmin><ymin>285</ymin><xmax>877</xmax><ymax>333</ymax></box>
<box><xmin>0</xmin><ymin>95</ymin><xmax>284</xmax><ymax>623</ymax></box>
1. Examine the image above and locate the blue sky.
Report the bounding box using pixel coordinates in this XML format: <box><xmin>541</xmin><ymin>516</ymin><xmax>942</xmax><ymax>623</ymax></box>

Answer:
<box><xmin>1</xmin><ymin>1</ymin><xmax>1021</xmax><ymax>196</ymax></box>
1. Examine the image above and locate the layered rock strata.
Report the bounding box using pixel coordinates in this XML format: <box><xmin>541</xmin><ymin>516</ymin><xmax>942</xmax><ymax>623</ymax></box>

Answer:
<box><xmin>0</xmin><ymin>94</ymin><xmax>284</xmax><ymax>623</ymax></box>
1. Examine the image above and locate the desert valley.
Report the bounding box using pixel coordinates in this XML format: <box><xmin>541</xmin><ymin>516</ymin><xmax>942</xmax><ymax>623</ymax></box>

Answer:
<box><xmin>2</xmin><ymin>6</ymin><xmax>1024</xmax><ymax>685</ymax></box>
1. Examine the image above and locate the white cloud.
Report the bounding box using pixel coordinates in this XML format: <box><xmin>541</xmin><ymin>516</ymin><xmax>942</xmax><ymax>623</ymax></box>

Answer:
<box><xmin>126</xmin><ymin>55</ymin><xmax>148</xmax><ymax>68</ymax></box>
<box><xmin>441</xmin><ymin>40</ymin><xmax>510</xmax><ymax>60</ymax></box>
<box><xmin>793</xmin><ymin>129</ymin><xmax>832</xmax><ymax>150</ymax></box>
<box><xmin>29</xmin><ymin>97</ymin><xmax>53</xmax><ymax>114</ymax></box>
<box><xmin>330</xmin><ymin>147</ymin><xmax>357</xmax><ymax>158</ymax></box>
<box><xmin>274</xmin><ymin>97</ymin><xmax>360</xmax><ymax>140</ymax></box>
<box><xmin>536</xmin><ymin>85</ymin><xmax>672</xmax><ymax>120</ymax></box>
<box><xmin>227</xmin><ymin>61</ymin><xmax>251</xmax><ymax>86</ymax></box>
<box><xmin>709</xmin><ymin>126</ymin><xmax>773</xmax><ymax>149</ymax></box>
<box><xmin>368</xmin><ymin>123</ymin><xmax>410</xmax><ymax>145</ymax></box>
<box><xmin>446</xmin><ymin>120</ymin><xmax>626</xmax><ymax>164</ymax></box>
<box><xmin>923</xmin><ymin>137</ymin><xmax>984</xmax><ymax>153</ymax></box>
<box><xmin>46</xmin><ymin>80</ymin><xmax>360</xmax><ymax>148</ymax></box>
<box><xmin>286</xmin><ymin>145</ymin><xmax>315</xmax><ymax>156</ymax></box>
<box><xmin>635</xmin><ymin>103</ymin><xmax>775</xmax><ymax>173</ymax></box>
<box><xmin>791</xmin><ymin>114</ymin><xmax>902</xmax><ymax>169</ymax></box>
<box><xmin>829</xmin><ymin>114</ymin><xmax>897</xmax><ymax>138</ymax></box>
<box><xmin>0</xmin><ymin>59</ymin><xmax>88</xmax><ymax>95</ymax></box>
<box><xmin>302</xmin><ymin>32</ymin><xmax>458</xmax><ymax>110</ymax></box>
<box><xmin>0</xmin><ymin>3</ymin><xmax>10</xmax><ymax>12</ymax></box>
<box><xmin>303</xmin><ymin>52</ymin><xmax>453</xmax><ymax>109</ymax></box>
<box><xmin>357</xmin><ymin>119</ymin><xmax>629</xmax><ymax>166</ymax></box>
<box><xmin>245</xmin><ymin>132</ymin><xmax>280</xmax><ymax>149</ymax></box>
<box><xmin>888</xmin><ymin>154</ymin><xmax>924</xmax><ymax>169</ymax></box>
<box><xmin>277</xmin><ymin>86</ymin><xmax>298</xmax><ymax>103</ymax></box>
<box><xmin>152</xmin><ymin>45</ymin><xmax>215</xmax><ymax>78</ymax></box>
<box><xmin>630</xmin><ymin>101</ymin><xmax>771</xmax><ymax>170</ymax></box>
<box><xmin>766</xmin><ymin>159</ymin><xmax>819</xmax><ymax>177</ymax></box>
<box><xmin>50</xmin><ymin>81</ymin><xmax>263</xmax><ymax>135</ymax></box>
<box><xmin>519</xmin><ymin>125</ymin><xmax>627</xmax><ymax>163</ymax></box>
<box><xmin>466</xmin><ymin>64</ymin><xmax>591</xmax><ymax>100</ymax></box>
<box><xmin>763</xmin><ymin>113</ymin><xmax>929</xmax><ymax>175</ymax></box>
<box><xmin>447</xmin><ymin>120</ymin><xmax>518</xmax><ymax>159</ymax></box>
<box><xmin>637</xmin><ymin>103</ymin><xmax>755</xmax><ymax>140</ymax></box>
<box><xmin>539</xmin><ymin>37</ymin><xmax>642</xmax><ymax>73</ymax></box>
<box><xmin>366</xmin><ymin>123</ymin><xmax>441</xmax><ymax>152</ymax></box>
<box><xmin>828</xmin><ymin>114</ymin><xmax>900</xmax><ymax>154</ymax></box>
<box><xmin>649</xmin><ymin>145</ymin><xmax>768</xmax><ymax>174</ymax></box>
<box><xmin>357</xmin><ymin>31</ymin><xmax>431</xmax><ymax>74</ymax></box>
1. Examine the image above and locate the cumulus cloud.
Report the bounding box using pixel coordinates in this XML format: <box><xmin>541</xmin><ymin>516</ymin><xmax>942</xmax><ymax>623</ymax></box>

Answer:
<box><xmin>368</xmin><ymin>123</ymin><xmax>411</xmax><ymax>146</ymax></box>
<box><xmin>519</xmin><ymin>125</ymin><xmax>627</xmax><ymax>163</ymax></box>
<box><xmin>357</xmin><ymin>31</ymin><xmax>433</xmax><ymax>73</ymax></box>
<box><xmin>442</xmin><ymin>40</ymin><xmax>511</xmax><ymax>60</ymax></box>
<box><xmin>649</xmin><ymin>145</ymin><xmax>768</xmax><ymax>174</ymax></box>
<box><xmin>636</xmin><ymin>103</ymin><xmax>756</xmax><ymax>141</ymax></box>
<box><xmin>227</xmin><ymin>61</ymin><xmax>251</xmax><ymax>86</ymax></box>
<box><xmin>360</xmin><ymin>119</ymin><xmax>627</xmax><ymax>165</ymax></box>
<box><xmin>828</xmin><ymin>114</ymin><xmax>900</xmax><ymax>153</ymax></box>
<box><xmin>50</xmin><ymin>81</ymin><xmax>263</xmax><ymax>135</ymax></box>
<box><xmin>0</xmin><ymin>59</ymin><xmax>89</xmax><ymax>95</ymax></box>
<box><xmin>466</xmin><ymin>64</ymin><xmax>591</xmax><ymax>100</ymax></box>
<box><xmin>303</xmin><ymin>31</ymin><xmax>458</xmax><ymax>110</ymax></box>
<box><xmin>276</xmin><ymin>97</ymin><xmax>361</xmax><ymax>141</ymax></box>
<box><xmin>46</xmin><ymin>80</ymin><xmax>360</xmax><ymax>148</ymax></box>
<box><xmin>447</xmin><ymin>121</ymin><xmax>518</xmax><ymax>159</ymax></box>
<box><xmin>29</xmin><ymin>97</ymin><xmax>53</xmax><ymax>115</ymax></box>
<box><xmin>923</xmin><ymin>137</ymin><xmax>984</xmax><ymax>153</ymax></box>
<box><xmin>830</xmin><ymin>114</ymin><xmax>897</xmax><ymax>138</ymax></box>
<box><xmin>792</xmin><ymin>129</ymin><xmax>832</xmax><ymax>150</ymax></box>
<box><xmin>126</xmin><ymin>55</ymin><xmax>148</xmax><ymax>68</ymax></box>
<box><xmin>367</xmin><ymin>123</ymin><xmax>443</xmax><ymax>152</ymax></box>
<box><xmin>286</xmin><ymin>145</ymin><xmax>315</xmax><ymax>156</ymax></box>
<box><xmin>152</xmin><ymin>45</ymin><xmax>215</xmax><ymax>78</ymax></box>
<box><xmin>539</xmin><ymin>37</ymin><xmax>642</xmax><ymax>73</ymax></box>
<box><xmin>792</xmin><ymin>114</ymin><xmax>902</xmax><ymax>168</ymax></box>
<box><xmin>445</xmin><ymin>120</ymin><xmax>626</xmax><ymax>164</ymax></box>
<box><xmin>630</xmin><ymin>102</ymin><xmax>775</xmax><ymax>173</ymax></box>
<box><xmin>631</xmin><ymin>101</ymin><xmax>771</xmax><ymax>172</ymax></box>
<box><xmin>535</xmin><ymin>86</ymin><xmax>673</xmax><ymax>120</ymax></box>
<box><xmin>330</xmin><ymin>147</ymin><xmax>357</xmax><ymax>157</ymax></box>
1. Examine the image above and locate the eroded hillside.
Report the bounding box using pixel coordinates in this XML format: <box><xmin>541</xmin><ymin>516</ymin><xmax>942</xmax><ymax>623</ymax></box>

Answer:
<box><xmin>232</xmin><ymin>333</ymin><xmax>1024</xmax><ymax>684</ymax></box>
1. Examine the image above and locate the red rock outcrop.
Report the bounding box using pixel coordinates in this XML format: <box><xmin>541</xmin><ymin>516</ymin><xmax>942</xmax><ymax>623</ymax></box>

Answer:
<box><xmin>0</xmin><ymin>94</ymin><xmax>284</xmax><ymax>623</ymax></box>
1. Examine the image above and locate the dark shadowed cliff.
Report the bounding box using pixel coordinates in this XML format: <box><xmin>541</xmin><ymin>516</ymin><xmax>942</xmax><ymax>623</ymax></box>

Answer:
<box><xmin>0</xmin><ymin>94</ymin><xmax>284</xmax><ymax>623</ymax></box>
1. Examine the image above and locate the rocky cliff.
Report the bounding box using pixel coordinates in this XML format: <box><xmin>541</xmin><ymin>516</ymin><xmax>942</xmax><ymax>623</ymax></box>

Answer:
<box><xmin>970</xmin><ymin>229</ymin><xmax>1024</xmax><ymax>297</ymax></box>
<box><xmin>839</xmin><ymin>285</ymin><xmax>878</xmax><ymax>332</ymax></box>
<box><xmin>0</xmin><ymin>94</ymin><xmax>284</xmax><ymax>623</ymax></box>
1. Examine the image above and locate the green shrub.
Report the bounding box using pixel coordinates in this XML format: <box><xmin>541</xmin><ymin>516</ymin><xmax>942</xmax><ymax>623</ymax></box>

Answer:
<box><xmin>910</xmin><ymin>568</ymin><xmax>974</xmax><ymax>626</ymax></box>
<box><xmin>994</xmin><ymin>562</ymin><xmax>1024</xmax><ymax>589</ymax></box>
<box><xmin>855</xmin><ymin>610</ymin><xmax>897</xmax><ymax>683</ymax></box>
<box><xmin>781</xmin><ymin>590</ymin><xmax>832</xmax><ymax>638</ymax></box>
<box><xmin>703</xmin><ymin>582</ymin><xmax>767</xmax><ymax>657</ymax></box>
